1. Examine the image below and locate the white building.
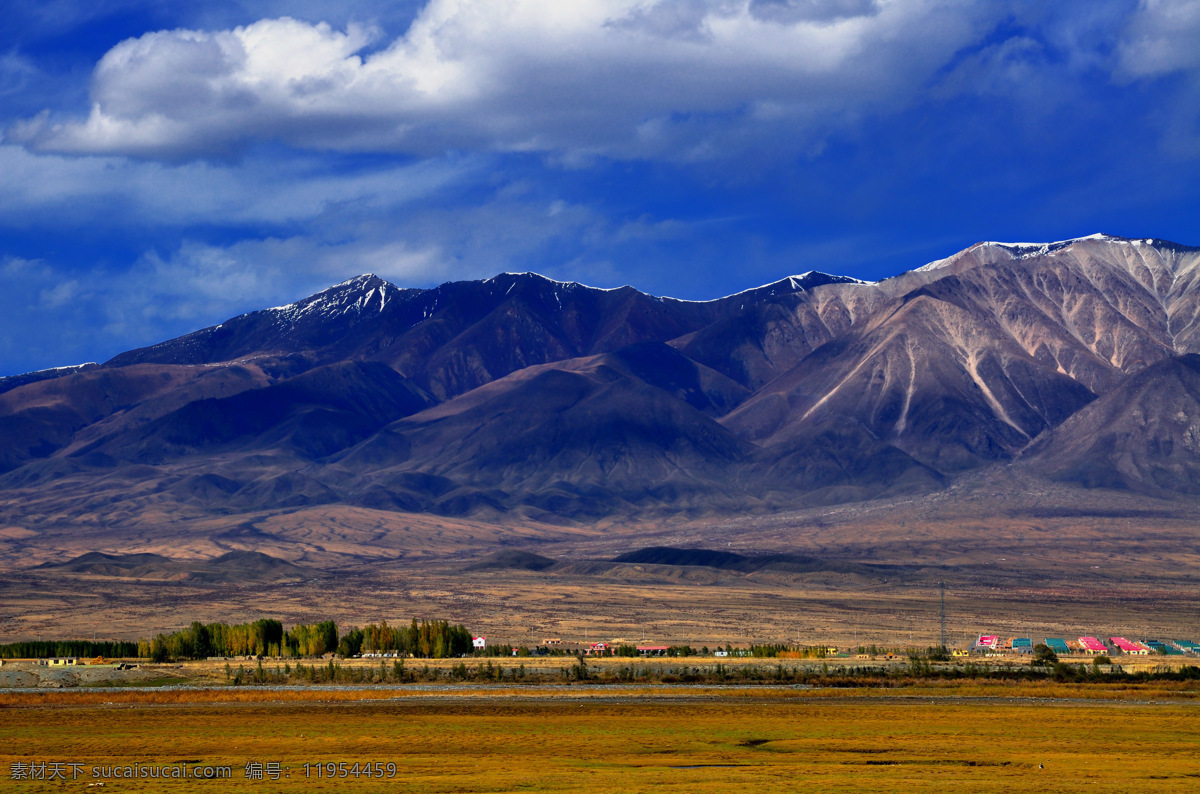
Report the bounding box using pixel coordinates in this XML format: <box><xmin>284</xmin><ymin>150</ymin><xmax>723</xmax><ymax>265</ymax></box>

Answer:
<box><xmin>472</xmin><ymin>636</ymin><xmax>486</xmax><ymax>649</ymax></box>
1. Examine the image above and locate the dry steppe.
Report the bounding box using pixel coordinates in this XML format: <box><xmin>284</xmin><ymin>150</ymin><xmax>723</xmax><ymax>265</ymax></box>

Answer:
<box><xmin>3</xmin><ymin>471</ymin><xmax>1198</xmax><ymax>648</ymax></box>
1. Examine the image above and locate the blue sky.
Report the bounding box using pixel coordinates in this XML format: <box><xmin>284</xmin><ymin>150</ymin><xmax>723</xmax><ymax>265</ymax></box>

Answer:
<box><xmin>3</xmin><ymin>0</ymin><xmax>1200</xmax><ymax>375</ymax></box>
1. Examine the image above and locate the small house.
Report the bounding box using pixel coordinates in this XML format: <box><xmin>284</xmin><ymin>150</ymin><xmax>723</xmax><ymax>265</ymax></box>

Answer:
<box><xmin>472</xmin><ymin>636</ymin><xmax>486</xmax><ymax>649</ymax></box>
<box><xmin>974</xmin><ymin>635</ymin><xmax>999</xmax><ymax>653</ymax></box>
<box><xmin>1045</xmin><ymin>638</ymin><xmax>1071</xmax><ymax>655</ymax></box>
<box><xmin>1109</xmin><ymin>637</ymin><xmax>1149</xmax><ymax>655</ymax></box>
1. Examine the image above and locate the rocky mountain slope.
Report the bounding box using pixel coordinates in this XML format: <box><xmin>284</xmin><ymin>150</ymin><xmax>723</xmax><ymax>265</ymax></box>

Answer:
<box><xmin>3</xmin><ymin>234</ymin><xmax>1199</xmax><ymax>527</ymax></box>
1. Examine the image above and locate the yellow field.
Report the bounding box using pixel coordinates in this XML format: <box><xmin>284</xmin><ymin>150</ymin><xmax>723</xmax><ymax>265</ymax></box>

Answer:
<box><xmin>3</xmin><ymin>687</ymin><xmax>1198</xmax><ymax>791</ymax></box>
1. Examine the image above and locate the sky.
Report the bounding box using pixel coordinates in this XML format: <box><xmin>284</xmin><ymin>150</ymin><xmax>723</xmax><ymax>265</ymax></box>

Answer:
<box><xmin>3</xmin><ymin>0</ymin><xmax>1200</xmax><ymax>376</ymax></box>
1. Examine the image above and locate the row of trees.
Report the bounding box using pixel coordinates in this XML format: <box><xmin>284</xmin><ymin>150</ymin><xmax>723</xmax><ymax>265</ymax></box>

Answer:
<box><xmin>359</xmin><ymin>619</ymin><xmax>475</xmax><ymax>658</ymax></box>
<box><xmin>139</xmin><ymin>620</ymin><xmax>338</xmax><ymax>662</ymax></box>
<box><xmin>138</xmin><ymin>618</ymin><xmax>473</xmax><ymax>662</ymax></box>
<box><xmin>0</xmin><ymin>640</ymin><xmax>139</xmax><ymax>659</ymax></box>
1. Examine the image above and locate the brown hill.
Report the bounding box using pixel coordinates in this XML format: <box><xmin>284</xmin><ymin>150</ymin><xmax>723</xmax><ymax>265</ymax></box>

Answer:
<box><xmin>73</xmin><ymin>361</ymin><xmax>431</xmax><ymax>464</ymax></box>
<box><xmin>610</xmin><ymin>546</ymin><xmax>881</xmax><ymax>575</ymax></box>
<box><xmin>346</xmin><ymin>355</ymin><xmax>756</xmax><ymax>517</ymax></box>
<box><xmin>1022</xmin><ymin>354</ymin><xmax>1200</xmax><ymax>493</ymax></box>
<box><xmin>465</xmin><ymin>549</ymin><xmax>558</xmax><ymax>572</ymax></box>
<box><xmin>37</xmin><ymin>550</ymin><xmax>308</xmax><ymax>583</ymax></box>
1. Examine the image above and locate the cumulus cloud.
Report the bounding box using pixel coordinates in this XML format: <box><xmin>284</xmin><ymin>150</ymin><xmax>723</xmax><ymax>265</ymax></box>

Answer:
<box><xmin>7</xmin><ymin>0</ymin><xmax>998</xmax><ymax>161</ymax></box>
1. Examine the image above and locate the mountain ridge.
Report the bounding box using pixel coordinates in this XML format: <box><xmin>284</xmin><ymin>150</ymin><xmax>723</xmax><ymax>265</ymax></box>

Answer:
<box><xmin>4</xmin><ymin>234</ymin><xmax>1200</xmax><ymax>535</ymax></box>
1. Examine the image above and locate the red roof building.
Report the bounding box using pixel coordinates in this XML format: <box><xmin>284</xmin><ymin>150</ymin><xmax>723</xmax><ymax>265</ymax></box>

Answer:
<box><xmin>1109</xmin><ymin>637</ymin><xmax>1149</xmax><ymax>655</ymax></box>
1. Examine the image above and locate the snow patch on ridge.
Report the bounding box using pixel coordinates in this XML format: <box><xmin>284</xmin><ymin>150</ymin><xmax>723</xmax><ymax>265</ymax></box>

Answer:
<box><xmin>462</xmin><ymin>269</ymin><xmax>870</xmax><ymax>304</ymax></box>
<box><xmin>485</xmin><ymin>272</ymin><xmax>627</xmax><ymax>293</ymax></box>
<box><xmin>0</xmin><ymin>362</ymin><xmax>99</xmax><ymax>387</ymax></box>
<box><xmin>38</xmin><ymin>362</ymin><xmax>99</xmax><ymax>372</ymax></box>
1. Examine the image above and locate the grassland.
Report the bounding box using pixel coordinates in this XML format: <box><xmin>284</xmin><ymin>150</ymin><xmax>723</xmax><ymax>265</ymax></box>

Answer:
<box><xmin>4</xmin><ymin>481</ymin><xmax>1199</xmax><ymax>791</ymax></box>
<box><xmin>5</xmin><ymin>553</ymin><xmax>1198</xmax><ymax>653</ymax></box>
<box><xmin>2</xmin><ymin>686</ymin><xmax>1198</xmax><ymax>791</ymax></box>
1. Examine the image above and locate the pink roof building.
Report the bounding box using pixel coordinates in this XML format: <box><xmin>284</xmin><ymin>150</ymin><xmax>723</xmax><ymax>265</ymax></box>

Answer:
<box><xmin>1079</xmin><ymin>637</ymin><xmax>1108</xmax><ymax>653</ymax></box>
<box><xmin>1109</xmin><ymin>637</ymin><xmax>1149</xmax><ymax>655</ymax></box>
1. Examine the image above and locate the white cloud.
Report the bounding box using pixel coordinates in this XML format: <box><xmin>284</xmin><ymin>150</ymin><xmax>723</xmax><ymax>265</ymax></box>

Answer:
<box><xmin>0</xmin><ymin>143</ymin><xmax>474</xmax><ymax>229</ymax></box>
<box><xmin>0</xmin><ymin>235</ymin><xmax>451</xmax><ymax>361</ymax></box>
<box><xmin>0</xmin><ymin>50</ymin><xmax>38</xmax><ymax>97</ymax></box>
<box><xmin>0</xmin><ymin>175</ymin><xmax>736</xmax><ymax>373</ymax></box>
<box><xmin>1117</xmin><ymin>0</ymin><xmax>1200</xmax><ymax>79</ymax></box>
<box><xmin>39</xmin><ymin>278</ymin><xmax>80</xmax><ymax>308</ymax></box>
<box><xmin>1115</xmin><ymin>1</ymin><xmax>1200</xmax><ymax>159</ymax></box>
<box><xmin>7</xmin><ymin>0</ymin><xmax>999</xmax><ymax>160</ymax></box>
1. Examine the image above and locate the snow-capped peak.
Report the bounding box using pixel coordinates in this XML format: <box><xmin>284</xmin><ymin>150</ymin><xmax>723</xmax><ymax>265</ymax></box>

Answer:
<box><xmin>704</xmin><ymin>272</ymin><xmax>872</xmax><ymax>303</ymax></box>
<box><xmin>267</xmin><ymin>274</ymin><xmax>400</xmax><ymax>319</ymax></box>
<box><xmin>916</xmin><ymin>234</ymin><xmax>1156</xmax><ymax>273</ymax></box>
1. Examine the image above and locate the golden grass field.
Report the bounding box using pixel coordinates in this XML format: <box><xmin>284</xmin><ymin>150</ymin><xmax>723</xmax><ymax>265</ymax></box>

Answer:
<box><xmin>3</xmin><ymin>476</ymin><xmax>1200</xmax><ymax>790</ymax></box>
<box><xmin>2</xmin><ymin>685</ymin><xmax>1199</xmax><ymax>791</ymax></box>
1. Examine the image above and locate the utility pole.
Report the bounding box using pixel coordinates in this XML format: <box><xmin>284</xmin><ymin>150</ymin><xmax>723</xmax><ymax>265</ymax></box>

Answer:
<box><xmin>938</xmin><ymin>581</ymin><xmax>948</xmax><ymax>650</ymax></box>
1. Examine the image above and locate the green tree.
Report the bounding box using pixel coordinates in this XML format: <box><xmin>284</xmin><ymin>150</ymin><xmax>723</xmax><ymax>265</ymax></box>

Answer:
<box><xmin>316</xmin><ymin>621</ymin><xmax>338</xmax><ymax>656</ymax></box>
<box><xmin>1033</xmin><ymin>644</ymin><xmax>1058</xmax><ymax>665</ymax></box>
<box><xmin>338</xmin><ymin>628</ymin><xmax>364</xmax><ymax>657</ymax></box>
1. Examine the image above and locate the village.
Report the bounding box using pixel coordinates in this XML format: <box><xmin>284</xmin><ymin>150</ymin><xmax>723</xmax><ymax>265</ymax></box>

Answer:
<box><xmin>971</xmin><ymin>635</ymin><xmax>1200</xmax><ymax>658</ymax></box>
<box><xmin>9</xmin><ymin>631</ymin><xmax>1200</xmax><ymax>671</ymax></box>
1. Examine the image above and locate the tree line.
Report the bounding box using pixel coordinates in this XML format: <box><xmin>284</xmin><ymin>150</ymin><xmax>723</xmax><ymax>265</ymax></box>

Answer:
<box><xmin>138</xmin><ymin>618</ymin><xmax>473</xmax><ymax>662</ymax></box>
<box><xmin>358</xmin><ymin>619</ymin><xmax>474</xmax><ymax>658</ymax></box>
<box><xmin>0</xmin><ymin>640</ymin><xmax>139</xmax><ymax>659</ymax></box>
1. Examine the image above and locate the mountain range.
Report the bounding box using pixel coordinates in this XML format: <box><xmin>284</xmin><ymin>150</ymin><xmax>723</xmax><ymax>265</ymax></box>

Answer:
<box><xmin>4</xmin><ymin>233</ymin><xmax>1200</xmax><ymax>532</ymax></box>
